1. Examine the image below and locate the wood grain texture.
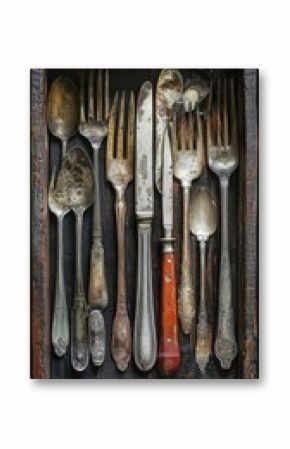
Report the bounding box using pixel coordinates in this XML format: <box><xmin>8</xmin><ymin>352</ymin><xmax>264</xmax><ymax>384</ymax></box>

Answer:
<box><xmin>31</xmin><ymin>69</ymin><xmax>51</xmax><ymax>379</ymax></box>
<box><xmin>30</xmin><ymin>69</ymin><xmax>258</xmax><ymax>379</ymax></box>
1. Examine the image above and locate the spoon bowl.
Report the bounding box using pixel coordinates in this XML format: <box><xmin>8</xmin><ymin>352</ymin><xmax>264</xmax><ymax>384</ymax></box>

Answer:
<box><xmin>190</xmin><ymin>187</ymin><xmax>217</xmax><ymax>240</ymax></box>
<box><xmin>47</xmin><ymin>76</ymin><xmax>79</xmax><ymax>158</ymax></box>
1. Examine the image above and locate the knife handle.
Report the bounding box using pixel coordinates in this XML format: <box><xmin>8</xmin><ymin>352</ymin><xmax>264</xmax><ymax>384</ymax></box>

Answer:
<box><xmin>158</xmin><ymin>248</ymin><xmax>180</xmax><ymax>376</ymax></box>
<box><xmin>134</xmin><ymin>222</ymin><xmax>157</xmax><ymax>371</ymax></box>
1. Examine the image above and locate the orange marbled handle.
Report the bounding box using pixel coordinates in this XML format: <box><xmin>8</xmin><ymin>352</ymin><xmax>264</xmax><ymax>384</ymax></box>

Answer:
<box><xmin>158</xmin><ymin>252</ymin><xmax>181</xmax><ymax>376</ymax></box>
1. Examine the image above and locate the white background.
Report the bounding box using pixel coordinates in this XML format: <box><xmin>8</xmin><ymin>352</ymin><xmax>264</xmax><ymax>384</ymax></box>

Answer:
<box><xmin>0</xmin><ymin>0</ymin><xmax>288</xmax><ymax>447</ymax></box>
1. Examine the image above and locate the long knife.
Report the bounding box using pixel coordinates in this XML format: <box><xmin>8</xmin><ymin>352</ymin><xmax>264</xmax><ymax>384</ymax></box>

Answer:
<box><xmin>158</xmin><ymin>123</ymin><xmax>180</xmax><ymax>376</ymax></box>
<box><xmin>134</xmin><ymin>81</ymin><xmax>157</xmax><ymax>371</ymax></box>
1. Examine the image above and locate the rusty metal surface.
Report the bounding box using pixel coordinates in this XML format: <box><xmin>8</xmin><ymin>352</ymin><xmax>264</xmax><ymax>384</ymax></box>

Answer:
<box><xmin>31</xmin><ymin>69</ymin><xmax>51</xmax><ymax>379</ymax></box>
<box><xmin>30</xmin><ymin>69</ymin><xmax>258</xmax><ymax>379</ymax></box>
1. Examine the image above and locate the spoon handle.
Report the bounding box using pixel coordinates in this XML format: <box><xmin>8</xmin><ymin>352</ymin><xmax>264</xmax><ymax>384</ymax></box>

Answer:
<box><xmin>178</xmin><ymin>185</ymin><xmax>195</xmax><ymax>334</ymax></box>
<box><xmin>71</xmin><ymin>212</ymin><xmax>89</xmax><ymax>372</ymax></box>
<box><xmin>111</xmin><ymin>191</ymin><xmax>131</xmax><ymax>371</ymax></box>
<box><xmin>88</xmin><ymin>309</ymin><xmax>105</xmax><ymax>367</ymax></box>
<box><xmin>214</xmin><ymin>176</ymin><xmax>237</xmax><ymax>369</ymax></box>
<box><xmin>89</xmin><ymin>146</ymin><xmax>108</xmax><ymax>309</ymax></box>
<box><xmin>52</xmin><ymin>215</ymin><xmax>69</xmax><ymax>357</ymax></box>
<box><xmin>133</xmin><ymin>222</ymin><xmax>157</xmax><ymax>371</ymax></box>
<box><xmin>196</xmin><ymin>239</ymin><xmax>211</xmax><ymax>372</ymax></box>
<box><xmin>158</xmin><ymin>246</ymin><xmax>180</xmax><ymax>377</ymax></box>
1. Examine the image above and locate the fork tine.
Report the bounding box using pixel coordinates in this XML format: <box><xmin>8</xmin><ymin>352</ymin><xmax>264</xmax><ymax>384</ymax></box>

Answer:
<box><xmin>127</xmin><ymin>91</ymin><xmax>135</xmax><ymax>164</ymax></box>
<box><xmin>80</xmin><ymin>70</ymin><xmax>86</xmax><ymax>123</ymax></box>
<box><xmin>88</xmin><ymin>69</ymin><xmax>95</xmax><ymax>120</ymax></box>
<box><xmin>223</xmin><ymin>79</ymin><xmax>229</xmax><ymax>147</ymax></box>
<box><xmin>196</xmin><ymin>108</ymin><xmax>203</xmax><ymax>165</ymax></box>
<box><xmin>172</xmin><ymin>114</ymin><xmax>178</xmax><ymax>153</ymax></box>
<box><xmin>105</xmin><ymin>69</ymin><xmax>110</xmax><ymax>120</ymax></box>
<box><xmin>180</xmin><ymin>108</ymin><xmax>186</xmax><ymax>150</ymax></box>
<box><xmin>188</xmin><ymin>102</ymin><xmax>194</xmax><ymax>149</ymax></box>
<box><xmin>117</xmin><ymin>91</ymin><xmax>125</xmax><ymax>159</ymax></box>
<box><xmin>207</xmin><ymin>80</ymin><xmax>213</xmax><ymax>150</ymax></box>
<box><xmin>230</xmin><ymin>79</ymin><xmax>237</xmax><ymax>145</ymax></box>
<box><xmin>217</xmin><ymin>79</ymin><xmax>222</xmax><ymax>148</ymax></box>
<box><xmin>96</xmin><ymin>70</ymin><xmax>103</xmax><ymax>121</ymax></box>
<box><xmin>107</xmin><ymin>91</ymin><xmax>119</xmax><ymax>161</ymax></box>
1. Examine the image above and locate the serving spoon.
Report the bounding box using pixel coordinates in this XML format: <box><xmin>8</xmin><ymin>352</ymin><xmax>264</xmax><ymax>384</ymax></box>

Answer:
<box><xmin>57</xmin><ymin>146</ymin><xmax>95</xmax><ymax>371</ymax></box>
<box><xmin>47</xmin><ymin>76</ymin><xmax>79</xmax><ymax>159</ymax></box>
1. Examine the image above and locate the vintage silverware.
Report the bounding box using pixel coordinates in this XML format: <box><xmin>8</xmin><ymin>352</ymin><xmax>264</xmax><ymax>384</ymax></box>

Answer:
<box><xmin>107</xmin><ymin>91</ymin><xmax>135</xmax><ymax>371</ymax></box>
<box><xmin>158</xmin><ymin>124</ymin><xmax>180</xmax><ymax>377</ymax></box>
<box><xmin>134</xmin><ymin>81</ymin><xmax>157</xmax><ymax>371</ymax></box>
<box><xmin>207</xmin><ymin>79</ymin><xmax>239</xmax><ymax>369</ymax></box>
<box><xmin>58</xmin><ymin>146</ymin><xmax>94</xmax><ymax>372</ymax></box>
<box><xmin>48</xmin><ymin>168</ymin><xmax>70</xmax><ymax>357</ymax></box>
<box><xmin>79</xmin><ymin>69</ymin><xmax>109</xmax><ymax>367</ymax></box>
<box><xmin>47</xmin><ymin>76</ymin><xmax>79</xmax><ymax>158</ymax></box>
<box><xmin>189</xmin><ymin>118</ymin><xmax>217</xmax><ymax>371</ymax></box>
<box><xmin>172</xmin><ymin>107</ymin><xmax>203</xmax><ymax>334</ymax></box>
<box><xmin>183</xmin><ymin>72</ymin><xmax>210</xmax><ymax>112</ymax></box>
<box><xmin>155</xmin><ymin>69</ymin><xmax>183</xmax><ymax>193</ymax></box>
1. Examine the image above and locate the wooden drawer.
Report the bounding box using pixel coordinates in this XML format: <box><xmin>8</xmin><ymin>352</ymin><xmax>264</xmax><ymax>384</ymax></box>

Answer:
<box><xmin>31</xmin><ymin>68</ymin><xmax>258</xmax><ymax>379</ymax></box>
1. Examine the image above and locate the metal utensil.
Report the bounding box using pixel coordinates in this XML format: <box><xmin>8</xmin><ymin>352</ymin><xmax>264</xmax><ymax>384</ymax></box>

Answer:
<box><xmin>158</xmin><ymin>124</ymin><xmax>180</xmax><ymax>377</ymax></box>
<box><xmin>207</xmin><ymin>79</ymin><xmax>239</xmax><ymax>369</ymax></box>
<box><xmin>60</xmin><ymin>146</ymin><xmax>94</xmax><ymax>372</ymax></box>
<box><xmin>172</xmin><ymin>107</ymin><xmax>203</xmax><ymax>334</ymax></box>
<box><xmin>190</xmin><ymin>155</ymin><xmax>217</xmax><ymax>372</ymax></box>
<box><xmin>47</xmin><ymin>76</ymin><xmax>79</xmax><ymax>158</ymax></box>
<box><xmin>107</xmin><ymin>90</ymin><xmax>135</xmax><ymax>371</ymax></box>
<box><xmin>79</xmin><ymin>69</ymin><xmax>110</xmax><ymax>367</ymax></box>
<box><xmin>134</xmin><ymin>81</ymin><xmax>157</xmax><ymax>371</ymax></box>
<box><xmin>48</xmin><ymin>168</ymin><xmax>70</xmax><ymax>357</ymax></box>
<box><xmin>155</xmin><ymin>69</ymin><xmax>183</xmax><ymax>192</ymax></box>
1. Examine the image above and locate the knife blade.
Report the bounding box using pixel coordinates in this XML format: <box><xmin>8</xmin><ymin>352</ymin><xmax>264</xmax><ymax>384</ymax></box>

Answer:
<box><xmin>136</xmin><ymin>80</ymin><xmax>153</xmax><ymax>219</ymax></box>
<box><xmin>161</xmin><ymin>123</ymin><xmax>174</xmax><ymax>238</ymax></box>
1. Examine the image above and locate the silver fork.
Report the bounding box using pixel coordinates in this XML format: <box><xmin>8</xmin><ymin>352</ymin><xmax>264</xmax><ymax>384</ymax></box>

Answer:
<box><xmin>172</xmin><ymin>107</ymin><xmax>203</xmax><ymax>335</ymax></box>
<box><xmin>207</xmin><ymin>78</ymin><xmax>239</xmax><ymax>369</ymax></box>
<box><xmin>107</xmin><ymin>90</ymin><xmax>135</xmax><ymax>371</ymax></box>
<box><xmin>79</xmin><ymin>69</ymin><xmax>109</xmax><ymax>366</ymax></box>
<box><xmin>48</xmin><ymin>168</ymin><xmax>70</xmax><ymax>357</ymax></box>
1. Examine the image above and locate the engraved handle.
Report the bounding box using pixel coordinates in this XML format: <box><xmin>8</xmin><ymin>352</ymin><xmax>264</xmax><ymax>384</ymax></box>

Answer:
<box><xmin>88</xmin><ymin>309</ymin><xmax>105</xmax><ymax>367</ymax></box>
<box><xmin>89</xmin><ymin>145</ymin><xmax>108</xmax><ymax>308</ymax></box>
<box><xmin>196</xmin><ymin>240</ymin><xmax>211</xmax><ymax>372</ymax></box>
<box><xmin>52</xmin><ymin>215</ymin><xmax>69</xmax><ymax>357</ymax></box>
<box><xmin>214</xmin><ymin>177</ymin><xmax>237</xmax><ymax>369</ymax></box>
<box><xmin>71</xmin><ymin>212</ymin><xmax>89</xmax><ymax>372</ymax></box>
<box><xmin>158</xmin><ymin>249</ymin><xmax>180</xmax><ymax>376</ymax></box>
<box><xmin>133</xmin><ymin>222</ymin><xmax>157</xmax><ymax>371</ymax></box>
<box><xmin>178</xmin><ymin>186</ymin><xmax>195</xmax><ymax>334</ymax></box>
<box><xmin>111</xmin><ymin>190</ymin><xmax>131</xmax><ymax>371</ymax></box>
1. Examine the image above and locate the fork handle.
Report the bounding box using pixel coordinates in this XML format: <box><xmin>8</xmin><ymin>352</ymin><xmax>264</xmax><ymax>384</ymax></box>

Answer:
<box><xmin>214</xmin><ymin>176</ymin><xmax>237</xmax><ymax>369</ymax></box>
<box><xmin>158</xmin><ymin>246</ymin><xmax>180</xmax><ymax>376</ymax></box>
<box><xmin>111</xmin><ymin>190</ymin><xmax>132</xmax><ymax>371</ymax></box>
<box><xmin>89</xmin><ymin>145</ymin><xmax>108</xmax><ymax>308</ymax></box>
<box><xmin>133</xmin><ymin>222</ymin><xmax>157</xmax><ymax>371</ymax></box>
<box><xmin>178</xmin><ymin>185</ymin><xmax>195</xmax><ymax>334</ymax></box>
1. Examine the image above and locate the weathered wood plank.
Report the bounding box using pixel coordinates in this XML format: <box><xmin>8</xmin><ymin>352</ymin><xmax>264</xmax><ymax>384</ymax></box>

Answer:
<box><xmin>31</xmin><ymin>69</ymin><xmax>51</xmax><ymax>379</ymax></box>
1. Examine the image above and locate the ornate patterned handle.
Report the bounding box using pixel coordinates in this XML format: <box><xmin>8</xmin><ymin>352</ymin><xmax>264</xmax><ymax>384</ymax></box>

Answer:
<box><xmin>158</xmin><ymin>251</ymin><xmax>180</xmax><ymax>376</ymax></box>
<box><xmin>88</xmin><ymin>238</ymin><xmax>108</xmax><ymax>308</ymax></box>
<box><xmin>71</xmin><ymin>295</ymin><xmax>89</xmax><ymax>372</ymax></box>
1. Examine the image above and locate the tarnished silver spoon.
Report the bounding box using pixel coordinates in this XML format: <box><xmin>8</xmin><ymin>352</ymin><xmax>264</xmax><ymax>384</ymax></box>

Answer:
<box><xmin>57</xmin><ymin>146</ymin><xmax>95</xmax><ymax>372</ymax></box>
<box><xmin>190</xmin><ymin>172</ymin><xmax>217</xmax><ymax>372</ymax></box>
<box><xmin>47</xmin><ymin>76</ymin><xmax>79</xmax><ymax>159</ymax></box>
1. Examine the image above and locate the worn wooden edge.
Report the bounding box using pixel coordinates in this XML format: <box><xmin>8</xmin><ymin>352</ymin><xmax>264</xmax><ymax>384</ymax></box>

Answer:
<box><xmin>30</xmin><ymin>69</ymin><xmax>51</xmax><ymax>379</ymax></box>
<box><xmin>242</xmin><ymin>69</ymin><xmax>259</xmax><ymax>379</ymax></box>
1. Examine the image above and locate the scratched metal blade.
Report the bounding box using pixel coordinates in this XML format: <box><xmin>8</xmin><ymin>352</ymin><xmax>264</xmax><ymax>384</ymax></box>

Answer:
<box><xmin>162</xmin><ymin>124</ymin><xmax>173</xmax><ymax>235</ymax></box>
<box><xmin>136</xmin><ymin>81</ymin><xmax>153</xmax><ymax>219</ymax></box>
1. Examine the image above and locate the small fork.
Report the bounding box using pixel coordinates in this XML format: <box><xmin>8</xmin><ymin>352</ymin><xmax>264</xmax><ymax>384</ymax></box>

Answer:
<box><xmin>107</xmin><ymin>90</ymin><xmax>135</xmax><ymax>371</ymax></box>
<box><xmin>207</xmin><ymin>78</ymin><xmax>239</xmax><ymax>369</ymax></box>
<box><xmin>172</xmin><ymin>107</ymin><xmax>203</xmax><ymax>335</ymax></box>
<box><xmin>79</xmin><ymin>69</ymin><xmax>109</xmax><ymax>366</ymax></box>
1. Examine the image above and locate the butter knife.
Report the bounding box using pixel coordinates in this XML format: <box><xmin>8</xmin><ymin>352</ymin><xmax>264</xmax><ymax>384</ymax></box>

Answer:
<box><xmin>133</xmin><ymin>81</ymin><xmax>157</xmax><ymax>371</ymax></box>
